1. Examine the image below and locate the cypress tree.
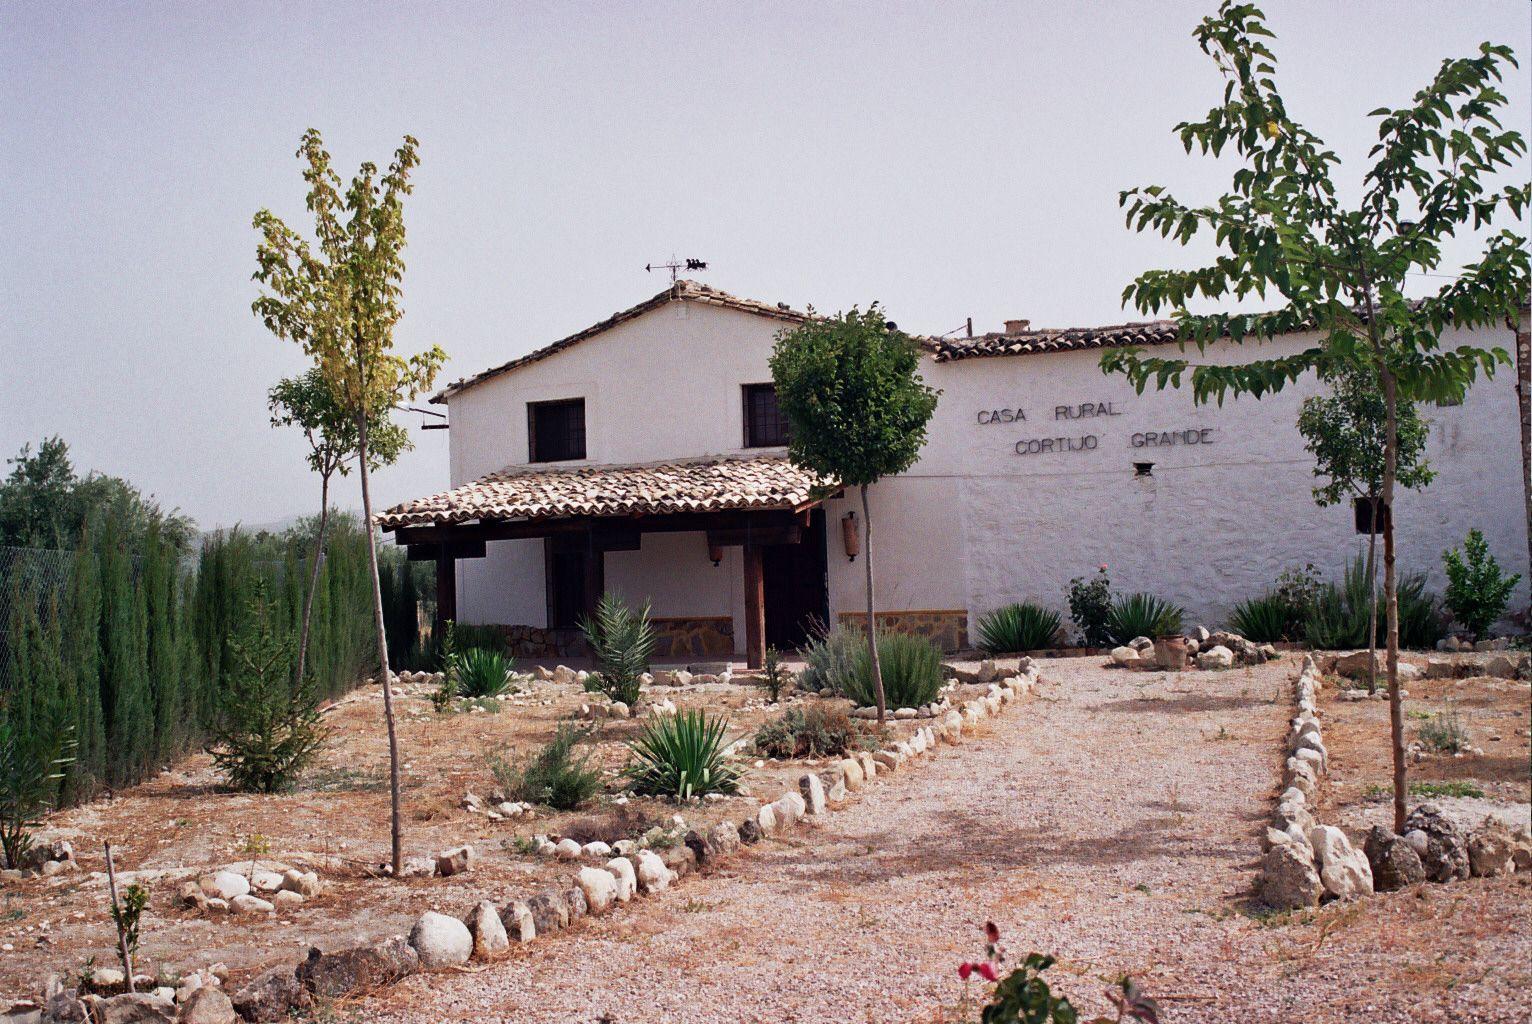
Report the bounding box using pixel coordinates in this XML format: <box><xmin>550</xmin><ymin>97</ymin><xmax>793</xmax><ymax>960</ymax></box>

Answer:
<box><xmin>98</xmin><ymin>517</ymin><xmax>152</xmax><ymax>787</ymax></box>
<box><xmin>143</xmin><ymin>528</ymin><xmax>182</xmax><ymax>764</ymax></box>
<box><xmin>63</xmin><ymin>536</ymin><xmax>104</xmax><ymax>797</ymax></box>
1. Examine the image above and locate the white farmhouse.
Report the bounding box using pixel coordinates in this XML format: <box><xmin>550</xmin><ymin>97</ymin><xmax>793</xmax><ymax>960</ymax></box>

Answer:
<box><xmin>379</xmin><ymin>280</ymin><xmax>1529</xmax><ymax>664</ymax></box>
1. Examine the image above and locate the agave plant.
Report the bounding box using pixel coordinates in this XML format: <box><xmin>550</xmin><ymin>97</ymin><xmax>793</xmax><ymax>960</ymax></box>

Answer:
<box><xmin>976</xmin><ymin>602</ymin><xmax>1062</xmax><ymax>654</ymax></box>
<box><xmin>1105</xmin><ymin>593</ymin><xmax>1183</xmax><ymax>646</ymax></box>
<box><xmin>845</xmin><ymin>632</ymin><xmax>943</xmax><ymax>710</ymax></box>
<box><xmin>580</xmin><ymin>592</ymin><xmax>656</xmax><ymax>705</ymax></box>
<box><xmin>623</xmin><ymin>709</ymin><xmax>741</xmax><ymax>800</ymax></box>
<box><xmin>1228</xmin><ymin>592</ymin><xmax>1298</xmax><ymax>643</ymax></box>
<box><xmin>456</xmin><ymin>647</ymin><xmax>513</xmax><ymax>698</ymax></box>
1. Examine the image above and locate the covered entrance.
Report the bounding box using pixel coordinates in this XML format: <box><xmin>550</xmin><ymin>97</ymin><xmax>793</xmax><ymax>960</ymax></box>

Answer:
<box><xmin>376</xmin><ymin>455</ymin><xmax>834</xmax><ymax>668</ymax></box>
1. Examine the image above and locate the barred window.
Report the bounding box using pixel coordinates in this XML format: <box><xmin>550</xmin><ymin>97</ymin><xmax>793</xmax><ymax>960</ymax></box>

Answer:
<box><xmin>528</xmin><ymin>399</ymin><xmax>586</xmax><ymax>463</ymax></box>
<box><xmin>743</xmin><ymin>383</ymin><xmax>789</xmax><ymax>448</ymax></box>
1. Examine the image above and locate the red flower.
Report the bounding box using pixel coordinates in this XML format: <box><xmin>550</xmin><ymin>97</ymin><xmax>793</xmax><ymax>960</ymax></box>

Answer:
<box><xmin>977</xmin><ymin>962</ymin><xmax>998</xmax><ymax>982</ymax></box>
<box><xmin>958</xmin><ymin>962</ymin><xmax>976</xmax><ymax>980</ymax></box>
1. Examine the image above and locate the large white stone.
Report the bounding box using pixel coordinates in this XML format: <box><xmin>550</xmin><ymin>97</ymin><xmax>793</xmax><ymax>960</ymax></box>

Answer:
<box><xmin>200</xmin><ymin>871</ymin><xmax>249</xmax><ymax>901</ymax></box>
<box><xmin>409</xmin><ymin>911</ymin><xmax>473</xmax><ymax>968</ymax></box>
<box><xmin>605</xmin><ymin>857</ymin><xmax>637</xmax><ymax>901</ymax></box>
<box><xmin>799</xmin><ymin>773</ymin><xmax>826</xmax><ymax>815</ymax></box>
<box><xmin>576</xmin><ymin>866</ymin><xmax>618</xmax><ymax>915</ymax></box>
<box><xmin>633</xmin><ymin>850</ymin><xmax>673</xmax><ymax>894</ymax></box>
<box><xmin>467</xmin><ymin>901</ymin><xmax>508</xmax><ymax>959</ymax></box>
<box><xmin>1110</xmin><ymin>646</ymin><xmax>1140</xmax><ymax>666</ymax></box>
<box><xmin>1198</xmin><ymin>645</ymin><xmax>1234</xmax><ymax>670</ymax></box>
<box><xmin>1308</xmin><ymin>825</ymin><xmax>1374</xmax><ymax>900</ymax></box>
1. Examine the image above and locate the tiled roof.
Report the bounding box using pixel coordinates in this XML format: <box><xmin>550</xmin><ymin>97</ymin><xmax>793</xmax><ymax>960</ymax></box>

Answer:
<box><xmin>376</xmin><ymin>454</ymin><xmax>830</xmax><ymax>529</ymax></box>
<box><xmin>922</xmin><ymin>320</ymin><xmax>1184</xmax><ymax>362</ymax></box>
<box><xmin>432</xmin><ymin>280</ymin><xmax>809</xmax><ymax>403</ymax></box>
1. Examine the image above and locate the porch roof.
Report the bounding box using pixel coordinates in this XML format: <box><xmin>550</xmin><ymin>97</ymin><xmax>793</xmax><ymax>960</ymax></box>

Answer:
<box><xmin>375</xmin><ymin>454</ymin><xmax>831</xmax><ymax>530</ymax></box>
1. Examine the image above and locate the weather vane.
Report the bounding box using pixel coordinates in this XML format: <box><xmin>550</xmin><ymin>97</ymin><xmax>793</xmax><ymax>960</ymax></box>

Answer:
<box><xmin>645</xmin><ymin>256</ymin><xmax>709</xmax><ymax>283</ymax></box>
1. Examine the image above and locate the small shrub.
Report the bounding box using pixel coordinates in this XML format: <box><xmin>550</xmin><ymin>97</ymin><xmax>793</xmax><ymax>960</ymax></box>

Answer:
<box><xmin>976</xmin><ymin>603</ymin><xmax>1061</xmax><ymax>654</ymax></box>
<box><xmin>487</xmin><ymin>723</ymin><xmax>602</xmax><ymax>810</ymax></box>
<box><xmin>624</xmin><ymin>709</ymin><xmax>741</xmax><ymax>800</ymax></box>
<box><xmin>1106</xmin><ymin>593</ymin><xmax>1183</xmax><ymax>646</ymax></box>
<box><xmin>210</xmin><ymin>592</ymin><xmax>328</xmax><ymax>794</ymax></box>
<box><xmin>1417</xmin><ymin>707</ymin><xmax>1471</xmax><ymax>754</ymax></box>
<box><xmin>580</xmin><ymin>592</ymin><xmax>655</xmax><ymax>705</ymax></box>
<box><xmin>764</xmin><ymin>646</ymin><xmax>786</xmax><ymax>703</ymax></box>
<box><xmin>561</xmin><ymin>804</ymin><xmax>664</xmax><ymax>846</ymax></box>
<box><xmin>844</xmin><ymin>632</ymin><xmax>943</xmax><ymax>710</ymax></box>
<box><xmin>1442</xmin><ymin>528</ymin><xmax>1521</xmax><ymax>641</ymax></box>
<box><xmin>110</xmin><ymin>882</ymin><xmax>150</xmax><ymax>960</ymax></box>
<box><xmin>754</xmin><ymin>705</ymin><xmax>870</xmax><ymax>759</ymax></box>
<box><xmin>457</xmin><ymin>647</ymin><xmax>513</xmax><ymax>698</ymax></box>
<box><xmin>798</xmin><ymin>622</ymin><xmax>862</xmax><ymax>694</ymax></box>
<box><xmin>1066</xmin><ymin>566</ymin><xmax>1113</xmax><ymax>647</ymax></box>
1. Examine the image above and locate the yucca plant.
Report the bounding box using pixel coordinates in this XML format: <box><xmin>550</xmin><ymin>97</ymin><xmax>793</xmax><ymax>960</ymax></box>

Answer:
<box><xmin>623</xmin><ymin>709</ymin><xmax>741</xmax><ymax>800</ymax></box>
<box><xmin>976</xmin><ymin>602</ymin><xmax>1062</xmax><ymax>654</ymax></box>
<box><xmin>580</xmin><ymin>592</ymin><xmax>655</xmax><ymax>705</ymax></box>
<box><xmin>456</xmin><ymin>647</ymin><xmax>513</xmax><ymax>698</ymax></box>
<box><xmin>1228</xmin><ymin>592</ymin><xmax>1298</xmax><ymax>643</ymax></box>
<box><xmin>1105</xmin><ymin>593</ymin><xmax>1183</xmax><ymax>646</ymax></box>
<box><xmin>844</xmin><ymin>632</ymin><xmax>943</xmax><ymax>709</ymax></box>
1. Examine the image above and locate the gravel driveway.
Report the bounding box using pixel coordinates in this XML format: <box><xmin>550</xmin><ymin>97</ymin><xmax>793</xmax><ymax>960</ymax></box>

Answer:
<box><xmin>361</xmin><ymin>656</ymin><xmax>1529</xmax><ymax>1024</ymax></box>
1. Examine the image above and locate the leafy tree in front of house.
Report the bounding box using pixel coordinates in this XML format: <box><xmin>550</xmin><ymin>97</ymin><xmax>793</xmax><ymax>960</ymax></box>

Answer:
<box><xmin>1099</xmin><ymin>1</ymin><xmax>1528</xmax><ymax>830</ymax></box>
<box><xmin>771</xmin><ymin>306</ymin><xmax>940</xmax><ymax>724</ymax></box>
<box><xmin>1297</xmin><ymin>365</ymin><xmax>1434</xmax><ymax>690</ymax></box>
<box><xmin>1442</xmin><ymin>528</ymin><xmax>1521</xmax><ymax>641</ymax></box>
<box><xmin>252</xmin><ymin>129</ymin><xmax>444</xmax><ymax>874</ymax></box>
<box><xmin>270</xmin><ymin>369</ymin><xmax>409</xmax><ymax>691</ymax></box>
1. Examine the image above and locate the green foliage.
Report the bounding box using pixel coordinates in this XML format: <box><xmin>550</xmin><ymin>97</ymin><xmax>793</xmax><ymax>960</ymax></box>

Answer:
<box><xmin>1417</xmin><ymin>706</ymin><xmax>1470</xmax><ymax>753</ymax></box>
<box><xmin>1066</xmin><ymin>567</ymin><xmax>1113</xmax><ymax>647</ymax></box>
<box><xmin>753</xmin><ymin>705</ymin><xmax>870</xmax><ymax>759</ymax></box>
<box><xmin>763</xmin><ymin>646</ymin><xmax>786</xmax><ymax>703</ymax></box>
<box><xmin>268</xmin><ymin>369</ymin><xmax>410</xmax><ymax>483</ymax></box>
<box><xmin>845</xmin><ymin>632</ymin><xmax>943</xmax><ymax>710</ymax></box>
<box><xmin>769</xmin><ymin>306</ymin><xmax>940</xmax><ymax>488</ymax></box>
<box><xmin>209</xmin><ymin>590</ymin><xmax>328</xmax><ymax>794</ymax></box>
<box><xmin>977</xmin><ymin>603</ymin><xmax>1062</xmax><ymax>654</ymax></box>
<box><xmin>579</xmin><ymin>592</ymin><xmax>655</xmax><ymax>705</ymax></box>
<box><xmin>110</xmin><ymin>882</ymin><xmax>150</xmax><ymax>959</ymax></box>
<box><xmin>1297</xmin><ymin>366</ymin><xmax>1433</xmax><ymax>508</ymax></box>
<box><xmin>1105</xmin><ymin>593</ymin><xmax>1183</xmax><ymax>646</ymax></box>
<box><xmin>1229</xmin><ymin>593</ymin><xmax>1297</xmax><ymax>643</ymax></box>
<box><xmin>798</xmin><ymin>623</ymin><xmax>862</xmax><ymax>695</ymax></box>
<box><xmin>1409</xmin><ymin>779</ymin><xmax>1483</xmax><ymax>799</ymax></box>
<box><xmin>0</xmin><ymin>717</ymin><xmax>74</xmax><ymax>868</ymax></box>
<box><xmin>980</xmin><ymin>954</ymin><xmax>1078</xmax><ymax>1024</ymax></box>
<box><xmin>624</xmin><ymin>709</ymin><xmax>741</xmax><ymax>800</ymax></box>
<box><xmin>487</xmin><ymin>723</ymin><xmax>602</xmax><ymax>810</ymax></box>
<box><xmin>1442</xmin><ymin>528</ymin><xmax>1521</xmax><ymax>640</ymax></box>
<box><xmin>455</xmin><ymin>647</ymin><xmax>513</xmax><ymax>699</ymax></box>
<box><xmin>1303</xmin><ymin>556</ymin><xmax>1444</xmax><ymax>649</ymax></box>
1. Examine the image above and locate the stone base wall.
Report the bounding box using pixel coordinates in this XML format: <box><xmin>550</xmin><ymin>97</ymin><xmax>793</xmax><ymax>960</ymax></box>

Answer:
<box><xmin>496</xmin><ymin>625</ymin><xmax>586</xmax><ymax>659</ymax></box>
<box><xmin>651</xmin><ymin>616</ymin><xmax>734</xmax><ymax>658</ymax></box>
<box><xmin>836</xmin><ymin>610</ymin><xmax>969</xmax><ymax>653</ymax></box>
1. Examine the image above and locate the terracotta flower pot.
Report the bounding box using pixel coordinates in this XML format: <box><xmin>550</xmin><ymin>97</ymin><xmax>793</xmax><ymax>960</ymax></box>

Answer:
<box><xmin>1154</xmin><ymin>634</ymin><xmax>1189</xmax><ymax>671</ymax></box>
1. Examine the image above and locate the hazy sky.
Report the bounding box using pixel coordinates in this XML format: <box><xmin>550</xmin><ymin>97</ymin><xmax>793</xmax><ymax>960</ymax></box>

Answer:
<box><xmin>3</xmin><ymin>1</ymin><xmax>1527</xmax><ymax>530</ymax></box>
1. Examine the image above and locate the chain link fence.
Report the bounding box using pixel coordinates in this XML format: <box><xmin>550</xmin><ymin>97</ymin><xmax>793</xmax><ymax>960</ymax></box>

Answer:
<box><xmin>0</xmin><ymin>545</ymin><xmax>76</xmax><ymax>692</ymax></box>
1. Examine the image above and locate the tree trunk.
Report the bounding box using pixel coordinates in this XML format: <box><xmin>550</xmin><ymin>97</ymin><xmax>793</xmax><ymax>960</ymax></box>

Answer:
<box><xmin>860</xmin><ymin>484</ymin><xmax>886</xmax><ymax>724</ymax></box>
<box><xmin>1381</xmin><ymin>369</ymin><xmax>1406</xmax><ymax>833</ymax></box>
<box><xmin>1516</xmin><ymin>309</ymin><xmax>1531</xmax><ymax>590</ymax></box>
<box><xmin>294</xmin><ymin>473</ymin><xmax>330</xmax><ymax>690</ymax></box>
<box><xmin>1365</xmin><ymin>512</ymin><xmax>1379</xmax><ymax>695</ymax></box>
<box><xmin>357</xmin><ymin>406</ymin><xmax>403</xmax><ymax>877</ymax></box>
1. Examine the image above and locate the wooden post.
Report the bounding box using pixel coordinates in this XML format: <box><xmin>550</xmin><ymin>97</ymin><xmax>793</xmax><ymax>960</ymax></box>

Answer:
<box><xmin>435</xmin><ymin>547</ymin><xmax>457</xmax><ymax>641</ymax></box>
<box><xmin>743</xmin><ymin>544</ymin><xmax>765</xmax><ymax>669</ymax></box>
<box><xmin>104</xmin><ymin>842</ymin><xmax>135</xmax><ymax>992</ymax></box>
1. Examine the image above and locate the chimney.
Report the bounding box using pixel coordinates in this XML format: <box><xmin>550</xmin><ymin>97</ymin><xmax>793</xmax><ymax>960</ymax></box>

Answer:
<box><xmin>1003</xmin><ymin>319</ymin><xmax>1031</xmax><ymax>336</ymax></box>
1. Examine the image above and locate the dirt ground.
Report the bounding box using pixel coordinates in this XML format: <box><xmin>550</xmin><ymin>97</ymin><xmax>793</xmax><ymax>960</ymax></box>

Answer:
<box><xmin>0</xmin><ymin>661</ymin><xmax>993</xmax><ymax>1003</ymax></box>
<box><xmin>343</xmin><ymin>653</ymin><xmax>1531</xmax><ymax>1024</ymax></box>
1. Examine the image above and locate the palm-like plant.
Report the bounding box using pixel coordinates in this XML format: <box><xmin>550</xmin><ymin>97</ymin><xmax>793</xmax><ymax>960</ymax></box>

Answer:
<box><xmin>0</xmin><ymin>720</ymin><xmax>74</xmax><ymax>868</ymax></box>
<box><xmin>1106</xmin><ymin>593</ymin><xmax>1183</xmax><ymax>646</ymax></box>
<box><xmin>580</xmin><ymin>592</ymin><xmax>655</xmax><ymax>705</ymax></box>
<box><xmin>976</xmin><ymin>603</ymin><xmax>1062</xmax><ymax>654</ymax></box>
<box><xmin>624</xmin><ymin>709</ymin><xmax>741</xmax><ymax>800</ymax></box>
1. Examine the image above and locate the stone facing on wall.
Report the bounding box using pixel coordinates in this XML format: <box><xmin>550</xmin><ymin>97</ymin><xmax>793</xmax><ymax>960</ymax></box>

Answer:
<box><xmin>837</xmin><ymin>610</ymin><xmax>969</xmax><ymax>653</ymax></box>
<box><xmin>496</xmin><ymin>625</ymin><xmax>584</xmax><ymax>659</ymax></box>
<box><xmin>650</xmin><ymin>617</ymin><xmax>734</xmax><ymax>658</ymax></box>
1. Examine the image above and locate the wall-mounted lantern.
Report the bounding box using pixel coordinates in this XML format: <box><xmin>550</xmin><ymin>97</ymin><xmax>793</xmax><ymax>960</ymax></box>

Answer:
<box><xmin>841</xmin><ymin>511</ymin><xmax>861</xmax><ymax>562</ymax></box>
<box><xmin>707</xmin><ymin>538</ymin><xmax>723</xmax><ymax>567</ymax></box>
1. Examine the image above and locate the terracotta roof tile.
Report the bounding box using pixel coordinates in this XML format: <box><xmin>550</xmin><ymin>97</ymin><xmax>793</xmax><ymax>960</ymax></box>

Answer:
<box><xmin>376</xmin><ymin>454</ymin><xmax>830</xmax><ymax>529</ymax></box>
<box><xmin>922</xmin><ymin>320</ymin><xmax>1184</xmax><ymax>362</ymax></box>
<box><xmin>432</xmin><ymin>280</ymin><xmax>809</xmax><ymax>403</ymax></box>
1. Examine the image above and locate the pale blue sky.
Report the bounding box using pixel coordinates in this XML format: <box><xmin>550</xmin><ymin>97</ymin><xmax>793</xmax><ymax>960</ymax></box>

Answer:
<box><xmin>2</xmin><ymin>0</ymin><xmax>1527</xmax><ymax>528</ymax></box>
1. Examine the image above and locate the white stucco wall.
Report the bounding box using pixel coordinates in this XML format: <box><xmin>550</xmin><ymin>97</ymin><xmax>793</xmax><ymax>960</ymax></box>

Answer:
<box><xmin>442</xmin><ymin>294</ymin><xmax>1529</xmax><ymax>645</ymax></box>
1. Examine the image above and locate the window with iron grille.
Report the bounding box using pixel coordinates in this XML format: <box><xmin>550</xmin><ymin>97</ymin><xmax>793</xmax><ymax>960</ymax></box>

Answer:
<box><xmin>742</xmin><ymin>383</ymin><xmax>789</xmax><ymax>448</ymax></box>
<box><xmin>1353</xmin><ymin>495</ymin><xmax>1390</xmax><ymax>535</ymax></box>
<box><xmin>528</xmin><ymin>398</ymin><xmax>586</xmax><ymax>463</ymax></box>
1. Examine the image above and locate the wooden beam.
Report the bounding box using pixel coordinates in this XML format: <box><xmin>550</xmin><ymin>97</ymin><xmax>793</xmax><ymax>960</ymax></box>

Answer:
<box><xmin>706</xmin><ymin>525</ymin><xmax>800</xmax><ymax>548</ymax></box>
<box><xmin>743</xmin><ymin>544</ymin><xmax>765</xmax><ymax>670</ymax></box>
<box><xmin>407</xmin><ymin>539</ymin><xmax>486</xmax><ymax>561</ymax></box>
<box><xmin>389</xmin><ymin>508</ymin><xmax>807</xmax><ymax>547</ymax></box>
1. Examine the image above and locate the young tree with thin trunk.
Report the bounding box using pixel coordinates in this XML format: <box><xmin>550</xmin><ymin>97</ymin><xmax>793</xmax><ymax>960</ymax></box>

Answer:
<box><xmin>252</xmin><ymin>131</ymin><xmax>443</xmax><ymax>876</ymax></box>
<box><xmin>1296</xmin><ymin>366</ymin><xmax>1433</xmax><ymax>693</ymax></box>
<box><xmin>269</xmin><ymin>369</ymin><xmax>407</xmax><ymax>691</ymax></box>
<box><xmin>770</xmin><ymin>306</ymin><xmax>940</xmax><ymax>724</ymax></box>
<box><xmin>1102</xmin><ymin>2</ymin><xmax>1529</xmax><ymax>832</ymax></box>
